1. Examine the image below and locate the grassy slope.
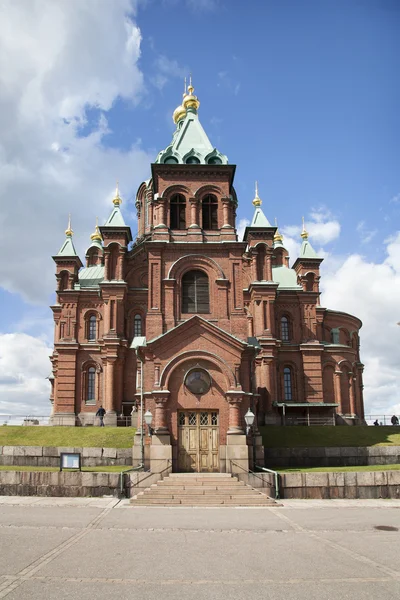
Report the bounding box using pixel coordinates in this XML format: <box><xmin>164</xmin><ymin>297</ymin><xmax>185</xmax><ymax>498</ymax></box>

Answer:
<box><xmin>0</xmin><ymin>427</ymin><xmax>136</xmax><ymax>448</ymax></box>
<box><xmin>260</xmin><ymin>426</ymin><xmax>400</xmax><ymax>448</ymax></box>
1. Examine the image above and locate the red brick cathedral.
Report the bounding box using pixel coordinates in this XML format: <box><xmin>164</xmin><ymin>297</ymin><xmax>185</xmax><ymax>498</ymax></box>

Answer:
<box><xmin>50</xmin><ymin>82</ymin><xmax>365</xmax><ymax>472</ymax></box>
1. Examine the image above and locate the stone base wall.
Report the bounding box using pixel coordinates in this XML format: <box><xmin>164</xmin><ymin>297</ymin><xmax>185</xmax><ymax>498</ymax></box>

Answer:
<box><xmin>0</xmin><ymin>471</ymin><xmax>121</xmax><ymax>497</ymax></box>
<box><xmin>238</xmin><ymin>470</ymin><xmax>400</xmax><ymax>500</ymax></box>
<box><xmin>265</xmin><ymin>446</ymin><xmax>400</xmax><ymax>468</ymax></box>
<box><xmin>0</xmin><ymin>446</ymin><xmax>132</xmax><ymax>467</ymax></box>
<box><xmin>280</xmin><ymin>470</ymin><xmax>400</xmax><ymax>499</ymax></box>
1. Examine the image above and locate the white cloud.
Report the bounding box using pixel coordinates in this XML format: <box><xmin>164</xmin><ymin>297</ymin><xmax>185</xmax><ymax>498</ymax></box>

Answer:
<box><xmin>0</xmin><ymin>0</ymin><xmax>152</xmax><ymax>303</ymax></box>
<box><xmin>237</xmin><ymin>218</ymin><xmax>250</xmax><ymax>241</ymax></box>
<box><xmin>321</xmin><ymin>232</ymin><xmax>400</xmax><ymax>417</ymax></box>
<box><xmin>151</xmin><ymin>55</ymin><xmax>188</xmax><ymax>90</ymax></box>
<box><xmin>281</xmin><ymin>210</ymin><xmax>341</xmax><ymax>262</ymax></box>
<box><xmin>357</xmin><ymin>220</ymin><xmax>377</xmax><ymax>245</ymax></box>
<box><xmin>0</xmin><ymin>333</ymin><xmax>52</xmax><ymax>417</ymax></box>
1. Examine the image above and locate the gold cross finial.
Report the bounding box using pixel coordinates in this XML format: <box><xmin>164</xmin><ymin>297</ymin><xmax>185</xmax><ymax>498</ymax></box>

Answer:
<box><xmin>301</xmin><ymin>216</ymin><xmax>308</xmax><ymax>239</ymax></box>
<box><xmin>65</xmin><ymin>214</ymin><xmax>73</xmax><ymax>237</ymax></box>
<box><xmin>113</xmin><ymin>180</ymin><xmax>122</xmax><ymax>206</ymax></box>
<box><xmin>252</xmin><ymin>181</ymin><xmax>262</xmax><ymax>207</ymax></box>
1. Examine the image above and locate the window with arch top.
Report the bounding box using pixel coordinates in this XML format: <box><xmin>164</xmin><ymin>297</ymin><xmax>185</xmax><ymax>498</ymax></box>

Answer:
<box><xmin>182</xmin><ymin>270</ymin><xmax>210</xmax><ymax>313</ymax></box>
<box><xmin>202</xmin><ymin>194</ymin><xmax>218</xmax><ymax>230</ymax></box>
<box><xmin>170</xmin><ymin>194</ymin><xmax>186</xmax><ymax>229</ymax></box>
<box><xmin>88</xmin><ymin>315</ymin><xmax>97</xmax><ymax>341</ymax></box>
<box><xmin>281</xmin><ymin>316</ymin><xmax>290</xmax><ymax>341</ymax></box>
<box><xmin>133</xmin><ymin>314</ymin><xmax>142</xmax><ymax>338</ymax></box>
<box><xmin>283</xmin><ymin>367</ymin><xmax>293</xmax><ymax>401</ymax></box>
<box><xmin>87</xmin><ymin>367</ymin><xmax>96</xmax><ymax>404</ymax></box>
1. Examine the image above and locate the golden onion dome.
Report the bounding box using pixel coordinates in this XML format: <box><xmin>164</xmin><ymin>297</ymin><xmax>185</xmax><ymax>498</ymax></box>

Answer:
<box><xmin>252</xmin><ymin>181</ymin><xmax>262</xmax><ymax>207</ymax></box>
<box><xmin>173</xmin><ymin>104</ymin><xmax>186</xmax><ymax>124</ymax></box>
<box><xmin>90</xmin><ymin>218</ymin><xmax>102</xmax><ymax>242</ymax></box>
<box><xmin>183</xmin><ymin>82</ymin><xmax>200</xmax><ymax>111</ymax></box>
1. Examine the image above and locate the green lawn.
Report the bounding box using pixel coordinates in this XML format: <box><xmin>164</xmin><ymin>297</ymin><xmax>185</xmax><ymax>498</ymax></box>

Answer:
<box><xmin>260</xmin><ymin>426</ymin><xmax>400</xmax><ymax>448</ymax></box>
<box><xmin>0</xmin><ymin>427</ymin><xmax>136</xmax><ymax>448</ymax></box>
<box><xmin>276</xmin><ymin>464</ymin><xmax>400</xmax><ymax>473</ymax></box>
<box><xmin>0</xmin><ymin>465</ymin><xmax>132</xmax><ymax>473</ymax></box>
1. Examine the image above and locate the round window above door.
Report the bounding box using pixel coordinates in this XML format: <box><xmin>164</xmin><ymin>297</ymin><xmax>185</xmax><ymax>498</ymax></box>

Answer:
<box><xmin>185</xmin><ymin>369</ymin><xmax>211</xmax><ymax>395</ymax></box>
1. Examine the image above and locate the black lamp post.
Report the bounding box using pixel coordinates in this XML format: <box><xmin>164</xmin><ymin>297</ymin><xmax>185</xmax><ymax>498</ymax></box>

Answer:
<box><xmin>244</xmin><ymin>408</ymin><xmax>256</xmax><ymax>471</ymax></box>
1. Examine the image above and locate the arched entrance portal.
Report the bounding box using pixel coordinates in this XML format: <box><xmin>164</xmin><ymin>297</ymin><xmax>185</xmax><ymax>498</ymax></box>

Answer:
<box><xmin>165</xmin><ymin>357</ymin><xmax>231</xmax><ymax>473</ymax></box>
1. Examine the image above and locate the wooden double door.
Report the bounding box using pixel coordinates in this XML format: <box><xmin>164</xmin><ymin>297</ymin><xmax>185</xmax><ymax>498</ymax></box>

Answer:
<box><xmin>178</xmin><ymin>410</ymin><xmax>219</xmax><ymax>472</ymax></box>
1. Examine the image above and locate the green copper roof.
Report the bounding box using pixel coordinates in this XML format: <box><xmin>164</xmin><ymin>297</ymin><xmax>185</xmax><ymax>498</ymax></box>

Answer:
<box><xmin>104</xmin><ymin>206</ymin><xmax>127</xmax><ymax>227</ymax></box>
<box><xmin>86</xmin><ymin>238</ymin><xmax>103</xmax><ymax>253</ymax></box>
<box><xmin>78</xmin><ymin>265</ymin><xmax>104</xmax><ymax>287</ymax></box>
<box><xmin>155</xmin><ymin>111</ymin><xmax>228</xmax><ymax>165</ymax></box>
<box><xmin>272</xmin><ymin>266</ymin><xmax>302</xmax><ymax>289</ymax></box>
<box><xmin>249</xmin><ymin>206</ymin><xmax>271</xmax><ymax>228</ymax></box>
<box><xmin>299</xmin><ymin>238</ymin><xmax>321</xmax><ymax>259</ymax></box>
<box><xmin>57</xmin><ymin>236</ymin><xmax>78</xmax><ymax>257</ymax></box>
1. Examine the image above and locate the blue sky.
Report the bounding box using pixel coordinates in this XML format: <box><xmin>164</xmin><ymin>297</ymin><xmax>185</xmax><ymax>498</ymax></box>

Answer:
<box><xmin>0</xmin><ymin>0</ymin><xmax>399</xmax><ymax>417</ymax></box>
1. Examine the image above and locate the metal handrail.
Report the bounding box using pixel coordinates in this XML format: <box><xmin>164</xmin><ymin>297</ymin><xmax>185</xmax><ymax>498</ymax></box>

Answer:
<box><xmin>125</xmin><ymin>459</ymin><xmax>172</xmax><ymax>496</ymax></box>
<box><xmin>255</xmin><ymin>465</ymin><xmax>280</xmax><ymax>500</ymax></box>
<box><xmin>229</xmin><ymin>459</ymin><xmax>280</xmax><ymax>500</ymax></box>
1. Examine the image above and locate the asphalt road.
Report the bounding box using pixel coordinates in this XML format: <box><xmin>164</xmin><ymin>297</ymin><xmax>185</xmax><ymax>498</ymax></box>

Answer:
<box><xmin>0</xmin><ymin>497</ymin><xmax>400</xmax><ymax>599</ymax></box>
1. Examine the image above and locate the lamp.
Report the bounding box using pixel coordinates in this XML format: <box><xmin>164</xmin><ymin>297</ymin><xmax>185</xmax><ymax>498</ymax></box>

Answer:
<box><xmin>244</xmin><ymin>408</ymin><xmax>255</xmax><ymax>435</ymax></box>
<box><xmin>144</xmin><ymin>410</ymin><xmax>153</xmax><ymax>436</ymax></box>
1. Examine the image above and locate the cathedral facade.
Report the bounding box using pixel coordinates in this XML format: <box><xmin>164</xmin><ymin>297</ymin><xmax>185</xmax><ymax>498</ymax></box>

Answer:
<box><xmin>50</xmin><ymin>83</ymin><xmax>365</xmax><ymax>472</ymax></box>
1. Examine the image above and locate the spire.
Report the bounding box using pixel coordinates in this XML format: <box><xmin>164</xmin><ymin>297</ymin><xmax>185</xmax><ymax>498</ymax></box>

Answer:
<box><xmin>183</xmin><ymin>74</ymin><xmax>200</xmax><ymax>113</ymax></box>
<box><xmin>301</xmin><ymin>216</ymin><xmax>308</xmax><ymax>240</ymax></box>
<box><xmin>90</xmin><ymin>217</ymin><xmax>102</xmax><ymax>241</ymax></box>
<box><xmin>172</xmin><ymin>77</ymin><xmax>187</xmax><ymax>124</ymax></box>
<box><xmin>274</xmin><ymin>217</ymin><xmax>284</xmax><ymax>246</ymax></box>
<box><xmin>65</xmin><ymin>214</ymin><xmax>73</xmax><ymax>237</ymax></box>
<box><xmin>252</xmin><ymin>181</ymin><xmax>262</xmax><ymax>207</ymax></box>
<box><xmin>113</xmin><ymin>181</ymin><xmax>122</xmax><ymax>207</ymax></box>
<box><xmin>56</xmin><ymin>215</ymin><xmax>78</xmax><ymax>256</ymax></box>
<box><xmin>248</xmin><ymin>182</ymin><xmax>271</xmax><ymax>227</ymax></box>
<box><xmin>299</xmin><ymin>217</ymin><xmax>320</xmax><ymax>258</ymax></box>
<box><xmin>103</xmin><ymin>182</ymin><xmax>128</xmax><ymax>228</ymax></box>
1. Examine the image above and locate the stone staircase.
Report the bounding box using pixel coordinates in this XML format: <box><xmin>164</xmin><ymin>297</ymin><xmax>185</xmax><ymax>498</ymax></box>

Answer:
<box><xmin>130</xmin><ymin>473</ymin><xmax>276</xmax><ymax>507</ymax></box>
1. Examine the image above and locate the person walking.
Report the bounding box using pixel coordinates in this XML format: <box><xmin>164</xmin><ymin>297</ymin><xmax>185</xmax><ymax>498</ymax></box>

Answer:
<box><xmin>391</xmin><ymin>415</ymin><xmax>399</xmax><ymax>426</ymax></box>
<box><xmin>96</xmin><ymin>405</ymin><xmax>106</xmax><ymax>427</ymax></box>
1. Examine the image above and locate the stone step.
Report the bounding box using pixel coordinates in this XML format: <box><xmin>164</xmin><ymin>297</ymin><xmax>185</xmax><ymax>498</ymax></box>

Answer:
<box><xmin>167</xmin><ymin>473</ymin><xmax>234</xmax><ymax>478</ymax></box>
<box><xmin>145</xmin><ymin>485</ymin><xmax>258</xmax><ymax>496</ymax></box>
<box><xmin>131</xmin><ymin>497</ymin><xmax>274</xmax><ymax>506</ymax></box>
<box><xmin>156</xmin><ymin>480</ymin><xmax>245</xmax><ymax>486</ymax></box>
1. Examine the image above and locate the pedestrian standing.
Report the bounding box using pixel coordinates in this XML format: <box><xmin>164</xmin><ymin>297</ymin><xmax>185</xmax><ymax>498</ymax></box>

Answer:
<box><xmin>96</xmin><ymin>405</ymin><xmax>106</xmax><ymax>427</ymax></box>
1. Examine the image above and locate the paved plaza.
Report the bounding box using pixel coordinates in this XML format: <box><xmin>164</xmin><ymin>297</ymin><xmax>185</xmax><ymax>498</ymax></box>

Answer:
<box><xmin>0</xmin><ymin>497</ymin><xmax>400</xmax><ymax>599</ymax></box>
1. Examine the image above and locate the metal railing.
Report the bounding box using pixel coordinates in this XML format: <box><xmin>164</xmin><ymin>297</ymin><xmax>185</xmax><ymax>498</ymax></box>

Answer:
<box><xmin>364</xmin><ymin>415</ymin><xmax>400</xmax><ymax>426</ymax></box>
<box><xmin>282</xmin><ymin>415</ymin><xmax>336</xmax><ymax>426</ymax></box>
<box><xmin>229</xmin><ymin>459</ymin><xmax>279</xmax><ymax>500</ymax></box>
<box><xmin>0</xmin><ymin>414</ymin><xmax>136</xmax><ymax>427</ymax></box>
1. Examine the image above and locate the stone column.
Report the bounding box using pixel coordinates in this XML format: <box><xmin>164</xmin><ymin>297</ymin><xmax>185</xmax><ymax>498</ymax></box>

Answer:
<box><xmin>153</xmin><ymin>391</ymin><xmax>170</xmax><ymax>433</ymax></box>
<box><xmin>349</xmin><ymin>372</ymin><xmax>356</xmax><ymax>415</ymax></box>
<box><xmin>221</xmin><ymin>198</ymin><xmax>231</xmax><ymax>227</ymax></box>
<box><xmin>104</xmin><ymin>357</ymin><xmax>117</xmax><ymax>425</ymax></box>
<box><xmin>117</xmin><ymin>248</ymin><xmax>125</xmax><ymax>281</ymax></box>
<box><xmin>251</xmin><ymin>250</ymin><xmax>258</xmax><ymax>282</ymax></box>
<box><xmin>334</xmin><ymin>370</ymin><xmax>342</xmax><ymax>413</ymax></box>
<box><xmin>189</xmin><ymin>197</ymin><xmax>199</xmax><ymax>227</ymax></box>
<box><xmin>104</xmin><ymin>250</ymin><xmax>110</xmax><ymax>281</ymax></box>
<box><xmin>226</xmin><ymin>391</ymin><xmax>244</xmax><ymax>434</ymax></box>
<box><xmin>266</xmin><ymin>249</ymin><xmax>273</xmax><ymax>281</ymax></box>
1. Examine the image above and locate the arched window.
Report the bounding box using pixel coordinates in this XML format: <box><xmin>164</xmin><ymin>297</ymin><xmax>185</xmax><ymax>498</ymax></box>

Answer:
<box><xmin>182</xmin><ymin>270</ymin><xmax>210</xmax><ymax>313</ymax></box>
<box><xmin>170</xmin><ymin>194</ymin><xmax>186</xmax><ymax>229</ymax></box>
<box><xmin>59</xmin><ymin>271</ymin><xmax>69</xmax><ymax>291</ymax></box>
<box><xmin>88</xmin><ymin>315</ymin><xmax>97</xmax><ymax>341</ymax></box>
<box><xmin>283</xmin><ymin>367</ymin><xmax>293</xmax><ymax>401</ymax></box>
<box><xmin>87</xmin><ymin>367</ymin><xmax>96</xmax><ymax>403</ymax></box>
<box><xmin>202</xmin><ymin>195</ymin><xmax>218</xmax><ymax>230</ymax></box>
<box><xmin>133</xmin><ymin>314</ymin><xmax>142</xmax><ymax>338</ymax></box>
<box><xmin>108</xmin><ymin>244</ymin><xmax>119</xmax><ymax>280</ymax></box>
<box><xmin>305</xmin><ymin>272</ymin><xmax>315</xmax><ymax>292</ymax></box>
<box><xmin>281</xmin><ymin>316</ymin><xmax>290</xmax><ymax>341</ymax></box>
<box><xmin>186</xmin><ymin>156</ymin><xmax>200</xmax><ymax>164</ymax></box>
